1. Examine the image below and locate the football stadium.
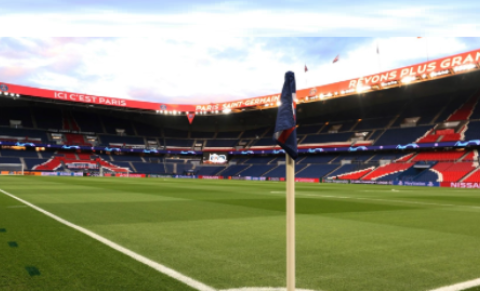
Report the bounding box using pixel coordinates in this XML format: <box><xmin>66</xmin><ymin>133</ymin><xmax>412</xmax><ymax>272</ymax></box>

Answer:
<box><xmin>2</xmin><ymin>47</ymin><xmax>480</xmax><ymax>291</ymax></box>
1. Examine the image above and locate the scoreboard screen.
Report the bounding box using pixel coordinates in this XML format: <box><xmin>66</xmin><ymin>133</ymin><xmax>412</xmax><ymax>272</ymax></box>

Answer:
<box><xmin>203</xmin><ymin>152</ymin><xmax>228</xmax><ymax>164</ymax></box>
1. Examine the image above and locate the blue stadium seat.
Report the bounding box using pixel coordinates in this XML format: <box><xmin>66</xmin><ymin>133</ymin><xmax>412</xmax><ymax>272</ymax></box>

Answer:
<box><xmin>374</xmin><ymin>125</ymin><xmax>431</xmax><ymax>145</ymax></box>
<box><xmin>296</xmin><ymin>164</ymin><xmax>339</xmax><ymax>178</ymax></box>
<box><xmin>302</xmin><ymin>132</ymin><xmax>352</xmax><ymax>144</ymax></box>
<box><xmin>221</xmin><ymin>165</ymin><xmax>249</xmax><ymax>176</ymax></box>
<box><xmin>205</xmin><ymin>139</ymin><xmax>238</xmax><ymax>147</ymax></box>
<box><xmin>239</xmin><ymin>165</ymin><xmax>275</xmax><ymax>176</ymax></box>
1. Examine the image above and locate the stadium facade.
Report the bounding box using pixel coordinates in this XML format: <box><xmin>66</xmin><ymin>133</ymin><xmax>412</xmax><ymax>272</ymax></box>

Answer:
<box><xmin>1</xmin><ymin>48</ymin><xmax>480</xmax><ymax>188</ymax></box>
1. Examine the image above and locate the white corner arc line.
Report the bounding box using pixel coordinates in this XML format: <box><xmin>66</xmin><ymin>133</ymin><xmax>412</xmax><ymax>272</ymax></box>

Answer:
<box><xmin>0</xmin><ymin>188</ymin><xmax>216</xmax><ymax>291</ymax></box>
<box><xmin>428</xmin><ymin>278</ymin><xmax>480</xmax><ymax>291</ymax></box>
<box><xmin>220</xmin><ymin>288</ymin><xmax>318</xmax><ymax>291</ymax></box>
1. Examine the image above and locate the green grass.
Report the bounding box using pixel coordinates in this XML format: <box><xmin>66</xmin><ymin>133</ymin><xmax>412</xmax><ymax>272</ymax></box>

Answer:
<box><xmin>2</xmin><ymin>176</ymin><xmax>480</xmax><ymax>291</ymax></box>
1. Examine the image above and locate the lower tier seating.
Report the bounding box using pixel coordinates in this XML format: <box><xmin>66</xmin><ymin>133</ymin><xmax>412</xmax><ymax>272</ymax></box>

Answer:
<box><xmin>362</xmin><ymin>163</ymin><xmax>414</xmax><ymax>181</ymax></box>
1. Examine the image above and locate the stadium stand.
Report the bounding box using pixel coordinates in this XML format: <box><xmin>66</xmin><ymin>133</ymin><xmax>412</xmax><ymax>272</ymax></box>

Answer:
<box><xmin>412</xmin><ymin>151</ymin><xmax>466</xmax><ymax>162</ymax></box>
<box><xmin>362</xmin><ymin>163</ymin><xmax>414</xmax><ymax>181</ymax></box>
<box><xmin>298</xmin><ymin>155</ymin><xmax>339</xmax><ymax>164</ymax></box>
<box><xmin>328</xmin><ymin>164</ymin><xmax>376</xmax><ymax>179</ymax></box>
<box><xmin>205</xmin><ymin>139</ymin><xmax>238</xmax><ymax>148</ymax></box>
<box><xmin>335</xmin><ymin>167</ymin><xmax>375</xmax><ymax>180</ymax></box>
<box><xmin>301</xmin><ymin>132</ymin><xmax>353</xmax><ymax>145</ymax></box>
<box><xmin>238</xmin><ymin>165</ymin><xmax>275</xmax><ymax>176</ymax></box>
<box><xmin>296</xmin><ymin>164</ymin><xmax>339</xmax><ymax>178</ymax></box>
<box><xmin>429</xmin><ymin>162</ymin><xmax>476</xmax><ymax>182</ymax></box>
<box><xmin>375</xmin><ymin>125</ymin><xmax>431</xmax><ymax>145</ymax></box>
<box><xmin>195</xmin><ymin>166</ymin><xmax>225</xmax><ymax>176</ymax></box>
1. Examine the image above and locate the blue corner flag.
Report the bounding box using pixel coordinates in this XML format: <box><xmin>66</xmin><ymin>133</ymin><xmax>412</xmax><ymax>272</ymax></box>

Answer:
<box><xmin>273</xmin><ymin>71</ymin><xmax>298</xmax><ymax>160</ymax></box>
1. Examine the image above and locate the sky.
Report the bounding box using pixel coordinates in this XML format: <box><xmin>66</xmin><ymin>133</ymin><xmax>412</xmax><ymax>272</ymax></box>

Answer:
<box><xmin>1</xmin><ymin>1</ymin><xmax>479</xmax><ymax>104</ymax></box>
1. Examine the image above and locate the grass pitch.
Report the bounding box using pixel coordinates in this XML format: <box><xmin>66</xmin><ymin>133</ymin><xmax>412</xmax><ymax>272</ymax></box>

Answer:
<box><xmin>2</xmin><ymin>176</ymin><xmax>480</xmax><ymax>291</ymax></box>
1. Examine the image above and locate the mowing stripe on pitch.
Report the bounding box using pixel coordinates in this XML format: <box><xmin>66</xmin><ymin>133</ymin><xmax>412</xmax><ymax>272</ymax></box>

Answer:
<box><xmin>0</xmin><ymin>188</ymin><xmax>216</xmax><ymax>291</ymax></box>
<box><xmin>429</xmin><ymin>278</ymin><xmax>480</xmax><ymax>291</ymax></box>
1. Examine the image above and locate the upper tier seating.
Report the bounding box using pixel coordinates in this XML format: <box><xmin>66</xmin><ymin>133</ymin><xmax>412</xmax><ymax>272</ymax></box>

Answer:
<box><xmin>447</xmin><ymin>94</ymin><xmax>479</xmax><ymax>121</ymax></box>
<box><xmin>216</xmin><ymin>131</ymin><xmax>242</xmax><ymax>138</ymax></box>
<box><xmin>0</xmin><ymin>106</ymin><xmax>33</xmax><ymax>128</ymax></box>
<box><xmin>134</xmin><ymin>123</ymin><xmax>162</xmax><ymax>137</ymax></box>
<box><xmin>298</xmin><ymin>155</ymin><xmax>338</xmax><ymax>164</ymax></box>
<box><xmin>205</xmin><ymin>139</ymin><xmax>238</xmax><ymax>148</ymax></box>
<box><xmin>320</xmin><ymin>120</ymin><xmax>357</xmax><ymax>133</ymax></box>
<box><xmin>354</xmin><ymin>117</ymin><xmax>393</xmax><ymax>131</ymax></box>
<box><xmin>99</xmin><ymin>135</ymin><xmax>145</xmax><ymax>146</ymax></box>
<box><xmin>65</xmin><ymin>134</ymin><xmax>89</xmax><ymax>146</ymax></box>
<box><xmin>0</xmin><ymin>127</ymin><xmax>49</xmax><ymax>143</ymax></box>
<box><xmin>163</xmin><ymin>128</ymin><xmax>189</xmax><ymax>138</ymax></box>
<box><xmin>434</xmin><ymin>91</ymin><xmax>473</xmax><ymax>122</ymax></box>
<box><xmin>251</xmin><ymin>138</ymin><xmax>276</xmax><ymax>147</ymax></box>
<box><xmin>464</xmin><ymin>121</ymin><xmax>480</xmax><ymax>141</ymax></box>
<box><xmin>242</xmin><ymin>128</ymin><xmax>268</xmax><ymax>138</ymax></box>
<box><xmin>165</xmin><ymin>139</ymin><xmax>193</xmax><ymax>148</ymax></box>
<box><xmin>297</xmin><ymin>124</ymin><xmax>321</xmax><ymax>135</ymax></box>
<box><xmin>102</xmin><ymin>116</ymin><xmax>135</xmax><ymax>135</ymax></box>
<box><xmin>374</xmin><ymin>125</ymin><xmax>431</xmax><ymax>145</ymax></box>
<box><xmin>32</xmin><ymin>107</ymin><xmax>63</xmax><ymax>129</ymax></box>
<box><xmin>302</xmin><ymin>132</ymin><xmax>352</xmax><ymax>145</ymax></box>
<box><xmin>71</xmin><ymin>111</ymin><xmax>104</xmax><ymax>133</ymax></box>
<box><xmin>244</xmin><ymin>156</ymin><xmax>277</xmax><ymax>164</ymax></box>
<box><xmin>191</xmin><ymin>131</ymin><xmax>215</xmax><ymax>138</ymax></box>
<box><xmin>369</xmin><ymin>153</ymin><xmax>405</xmax><ymax>161</ymax></box>
<box><xmin>340</xmin><ymin>153</ymin><xmax>375</xmax><ymax>161</ymax></box>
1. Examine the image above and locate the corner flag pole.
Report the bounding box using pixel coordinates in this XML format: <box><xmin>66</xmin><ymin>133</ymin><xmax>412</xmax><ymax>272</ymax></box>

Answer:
<box><xmin>286</xmin><ymin>154</ymin><xmax>295</xmax><ymax>291</ymax></box>
<box><xmin>272</xmin><ymin>71</ymin><xmax>298</xmax><ymax>291</ymax></box>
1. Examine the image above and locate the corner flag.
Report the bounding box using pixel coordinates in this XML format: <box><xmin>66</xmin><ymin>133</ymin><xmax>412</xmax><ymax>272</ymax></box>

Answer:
<box><xmin>273</xmin><ymin>71</ymin><xmax>298</xmax><ymax>160</ymax></box>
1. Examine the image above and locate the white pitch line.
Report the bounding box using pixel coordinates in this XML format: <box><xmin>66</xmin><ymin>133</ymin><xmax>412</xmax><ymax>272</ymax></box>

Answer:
<box><xmin>264</xmin><ymin>191</ymin><xmax>480</xmax><ymax>210</ymax></box>
<box><xmin>429</xmin><ymin>278</ymin><xmax>480</xmax><ymax>291</ymax></box>
<box><xmin>0</xmin><ymin>188</ymin><xmax>216</xmax><ymax>291</ymax></box>
<box><xmin>220</xmin><ymin>288</ymin><xmax>318</xmax><ymax>291</ymax></box>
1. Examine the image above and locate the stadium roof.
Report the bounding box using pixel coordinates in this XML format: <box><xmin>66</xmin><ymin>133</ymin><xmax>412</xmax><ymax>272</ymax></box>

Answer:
<box><xmin>1</xmin><ymin>47</ymin><xmax>479</xmax><ymax>116</ymax></box>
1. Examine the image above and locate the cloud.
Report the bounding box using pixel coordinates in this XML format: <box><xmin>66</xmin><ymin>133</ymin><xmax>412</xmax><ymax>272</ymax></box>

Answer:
<box><xmin>0</xmin><ymin>37</ymin><xmax>479</xmax><ymax>105</ymax></box>
<box><xmin>1</xmin><ymin>2</ymin><xmax>479</xmax><ymax>37</ymax></box>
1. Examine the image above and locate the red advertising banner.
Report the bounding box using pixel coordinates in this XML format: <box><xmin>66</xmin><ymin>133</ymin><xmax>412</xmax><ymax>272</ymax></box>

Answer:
<box><xmin>441</xmin><ymin>182</ymin><xmax>480</xmax><ymax>189</ymax></box>
<box><xmin>117</xmin><ymin>173</ymin><xmax>146</xmax><ymax>178</ymax></box>
<box><xmin>1</xmin><ymin>48</ymin><xmax>479</xmax><ymax>113</ymax></box>
<box><xmin>198</xmin><ymin>175</ymin><xmax>224</xmax><ymax>180</ymax></box>
<box><xmin>295</xmin><ymin>178</ymin><xmax>320</xmax><ymax>183</ymax></box>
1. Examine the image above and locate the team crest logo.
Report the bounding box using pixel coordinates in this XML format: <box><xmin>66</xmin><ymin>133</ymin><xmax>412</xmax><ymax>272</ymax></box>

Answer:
<box><xmin>188</xmin><ymin>114</ymin><xmax>194</xmax><ymax>119</ymax></box>
<box><xmin>309</xmin><ymin>87</ymin><xmax>317</xmax><ymax>96</ymax></box>
<box><xmin>160</xmin><ymin>104</ymin><xmax>167</xmax><ymax>110</ymax></box>
<box><xmin>0</xmin><ymin>84</ymin><xmax>8</xmax><ymax>91</ymax></box>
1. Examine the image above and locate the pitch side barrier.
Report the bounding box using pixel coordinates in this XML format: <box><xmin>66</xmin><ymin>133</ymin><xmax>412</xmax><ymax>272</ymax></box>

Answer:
<box><xmin>323</xmin><ymin>179</ymin><xmax>441</xmax><ymax>187</ymax></box>
<box><xmin>0</xmin><ymin>172</ymin><xmax>448</xmax><ymax>188</ymax></box>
